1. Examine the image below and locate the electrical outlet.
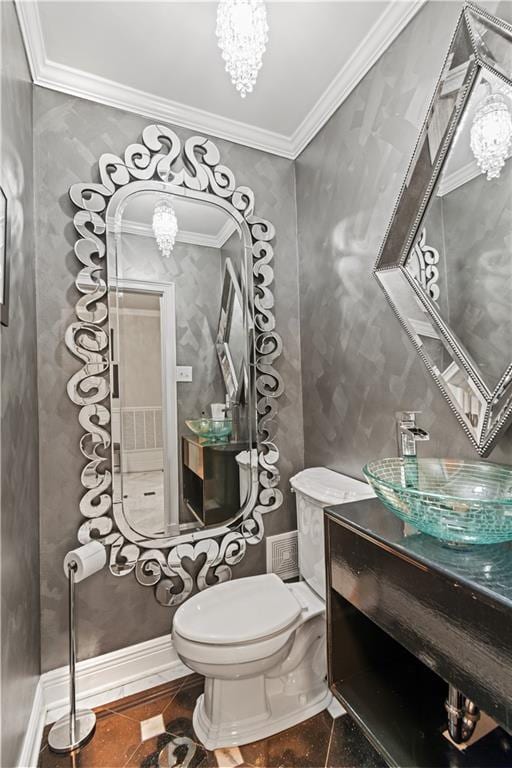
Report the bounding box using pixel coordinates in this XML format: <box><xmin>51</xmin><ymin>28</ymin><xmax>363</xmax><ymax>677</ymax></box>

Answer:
<box><xmin>176</xmin><ymin>366</ymin><xmax>193</xmax><ymax>382</ymax></box>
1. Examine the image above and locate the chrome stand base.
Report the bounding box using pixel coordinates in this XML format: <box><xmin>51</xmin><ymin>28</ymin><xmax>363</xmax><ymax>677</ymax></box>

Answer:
<box><xmin>48</xmin><ymin>710</ymin><xmax>96</xmax><ymax>753</ymax></box>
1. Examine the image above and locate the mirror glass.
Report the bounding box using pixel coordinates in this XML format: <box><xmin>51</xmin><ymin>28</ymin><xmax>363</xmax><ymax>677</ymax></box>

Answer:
<box><xmin>216</xmin><ymin>257</ymin><xmax>251</xmax><ymax>403</ymax></box>
<box><xmin>404</xmin><ymin>68</ymin><xmax>512</xmax><ymax>392</ymax></box>
<box><xmin>108</xmin><ymin>190</ymin><xmax>257</xmax><ymax>539</ymax></box>
<box><xmin>375</xmin><ymin>4</ymin><xmax>512</xmax><ymax>455</ymax></box>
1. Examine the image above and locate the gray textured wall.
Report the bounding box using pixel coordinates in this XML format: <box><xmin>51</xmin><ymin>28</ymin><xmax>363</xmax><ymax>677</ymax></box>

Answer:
<box><xmin>0</xmin><ymin>2</ymin><xmax>40</xmax><ymax>765</ymax></box>
<box><xmin>296</xmin><ymin>0</ymin><xmax>512</xmax><ymax>480</ymax></box>
<box><xmin>34</xmin><ymin>87</ymin><xmax>303</xmax><ymax>672</ymax></box>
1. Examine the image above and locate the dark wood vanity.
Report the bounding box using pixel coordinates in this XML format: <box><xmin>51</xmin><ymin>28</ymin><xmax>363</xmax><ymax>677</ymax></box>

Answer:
<box><xmin>325</xmin><ymin>498</ymin><xmax>512</xmax><ymax>767</ymax></box>
<box><xmin>182</xmin><ymin>436</ymin><xmax>244</xmax><ymax>526</ymax></box>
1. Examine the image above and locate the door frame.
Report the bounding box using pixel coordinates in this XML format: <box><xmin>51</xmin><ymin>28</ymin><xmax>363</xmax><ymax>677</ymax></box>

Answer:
<box><xmin>115</xmin><ymin>277</ymin><xmax>179</xmax><ymax>532</ymax></box>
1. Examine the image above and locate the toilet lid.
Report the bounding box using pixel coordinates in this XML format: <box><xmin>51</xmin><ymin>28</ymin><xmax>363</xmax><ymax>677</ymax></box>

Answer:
<box><xmin>290</xmin><ymin>467</ymin><xmax>374</xmax><ymax>506</ymax></box>
<box><xmin>173</xmin><ymin>573</ymin><xmax>301</xmax><ymax>645</ymax></box>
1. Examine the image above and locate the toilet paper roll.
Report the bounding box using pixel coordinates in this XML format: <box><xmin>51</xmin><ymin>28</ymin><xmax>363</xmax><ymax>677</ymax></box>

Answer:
<box><xmin>63</xmin><ymin>541</ymin><xmax>106</xmax><ymax>583</ymax></box>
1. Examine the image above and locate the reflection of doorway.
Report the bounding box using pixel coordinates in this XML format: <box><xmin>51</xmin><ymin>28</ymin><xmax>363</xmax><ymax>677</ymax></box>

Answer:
<box><xmin>112</xmin><ymin>278</ymin><xmax>179</xmax><ymax>535</ymax></box>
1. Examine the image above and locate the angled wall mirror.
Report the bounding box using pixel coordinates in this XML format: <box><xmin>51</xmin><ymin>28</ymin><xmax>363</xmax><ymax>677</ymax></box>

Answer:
<box><xmin>375</xmin><ymin>3</ymin><xmax>512</xmax><ymax>456</ymax></box>
<box><xmin>216</xmin><ymin>256</ymin><xmax>251</xmax><ymax>405</ymax></box>
<box><xmin>66</xmin><ymin>127</ymin><xmax>284</xmax><ymax>605</ymax></box>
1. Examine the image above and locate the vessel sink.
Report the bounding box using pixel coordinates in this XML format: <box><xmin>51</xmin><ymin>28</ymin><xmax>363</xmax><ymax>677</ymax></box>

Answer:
<box><xmin>363</xmin><ymin>457</ymin><xmax>512</xmax><ymax>545</ymax></box>
<box><xmin>186</xmin><ymin>418</ymin><xmax>232</xmax><ymax>442</ymax></box>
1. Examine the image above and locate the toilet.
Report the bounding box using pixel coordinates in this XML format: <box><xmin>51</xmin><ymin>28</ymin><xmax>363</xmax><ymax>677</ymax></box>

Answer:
<box><xmin>172</xmin><ymin>467</ymin><xmax>375</xmax><ymax>750</ymax></box>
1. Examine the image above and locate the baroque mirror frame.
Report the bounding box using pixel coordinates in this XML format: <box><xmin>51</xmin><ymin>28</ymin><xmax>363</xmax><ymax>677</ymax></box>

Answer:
<box><xmin>375</xmin><ymin>2</ymin><xmax>512</xmax><ymax>456</ymax></box>
<box><xmin>66</xmin><ymin>124</ymin><xmax>283</xmax><ymax>605</ymax></box>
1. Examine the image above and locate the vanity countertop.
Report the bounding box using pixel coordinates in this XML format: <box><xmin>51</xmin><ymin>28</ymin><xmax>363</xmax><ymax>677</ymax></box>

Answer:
<box><xmin>326</xmin><ymin>497</ymin><xmax>512</xmax><ymax>610</ymax></box>
<box><xmin>182</xmin><ymin>434</ymin><xmax>250</xmax><ymax>451</ymax></box>
<box><xmin>324</xmin><ymin>497</ymin><xmax>512</xmax><ymax>758</ymax></box>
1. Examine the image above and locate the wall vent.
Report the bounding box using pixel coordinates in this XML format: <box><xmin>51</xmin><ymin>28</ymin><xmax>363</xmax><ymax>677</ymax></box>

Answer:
<box><xmin>121</xmin><ymin>406</ymin><xmax>163</xmax><ymax>451</ymax></box>
<box><xmin>266</xmin><ymin>531</ymin><xmax>299</xmax><ymax>581</ymax></box>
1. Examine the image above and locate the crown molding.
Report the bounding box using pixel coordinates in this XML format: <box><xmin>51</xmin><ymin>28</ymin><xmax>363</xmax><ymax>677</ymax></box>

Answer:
<box><xmin>289</xmin><ymin>0</ymin><xmax>426</xmax><ymax>157</ymax></box>
<box><xmin>108</xmin><ymin>216</ymin><xmax>236</xmax><ymax>248</ymax></box>
<box><xmin>213</xmin><ymin>217</ymin><xmax>238</xmax><ymax>248</ymax></box>
<box><xmin>15</xmin><ymin>0</ymin><xmax>294</xmax><ymax>158</ymax></box>
<box><xmin>437</xmin><ymin>159</ymin><xmax>481</xmax><ymax>197</ymax></box>
<box><xmin>15</xmin><ymin>0</ymin><xmax>46</xmax><ymax>78</ymax></box>
<box><xmin>16</xmin><ymin>0</ymin><xmax>426</xmax><ymax>160</ymax></box>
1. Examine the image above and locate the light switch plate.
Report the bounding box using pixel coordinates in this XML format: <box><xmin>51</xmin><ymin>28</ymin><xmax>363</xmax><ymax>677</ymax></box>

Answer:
<box><xmin>176</xmin><ymin>366</ymin><xmax>193</xmax><ymax>382</ymax></box>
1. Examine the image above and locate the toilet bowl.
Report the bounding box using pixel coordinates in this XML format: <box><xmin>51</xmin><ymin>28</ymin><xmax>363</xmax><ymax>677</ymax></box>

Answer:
<box><xmin>172</xmin><ymin>468</ymin><xmax>375</xmax><ymax>750</ymax></box>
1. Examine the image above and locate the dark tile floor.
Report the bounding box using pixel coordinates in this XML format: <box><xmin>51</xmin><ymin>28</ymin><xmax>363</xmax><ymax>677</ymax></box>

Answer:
<box><xmin>39</xmin><ymin>674</ymin><xmax>385</xmax><ymax>768</ymax></box>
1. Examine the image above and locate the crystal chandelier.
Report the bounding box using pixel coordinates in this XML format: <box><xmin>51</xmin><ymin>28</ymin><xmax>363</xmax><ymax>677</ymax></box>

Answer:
<box><xmin>470</xmin><ymin>92</ymin><xmax>512</xmax><ymax>180</ymax></box>
<box><xmin>152</xmin><ymin>198</ymin><xmax>178</xmax><ymax>258</ymax></box>
<box><xmin>216</xmin><ymin>0</ymin><xmax>268</xmax><ymax>98</ymax></box>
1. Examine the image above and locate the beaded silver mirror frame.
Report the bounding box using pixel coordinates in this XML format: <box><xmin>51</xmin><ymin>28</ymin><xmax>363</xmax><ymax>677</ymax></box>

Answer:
<box><xmin>66</xmin><ymin>125</ymin><xmax>283</xmax><ymax>605</ymax></box>
<box><xmin>375</xmin><ymin>3</ymin><xmax>512</xmax><ymax>456</ymax></box>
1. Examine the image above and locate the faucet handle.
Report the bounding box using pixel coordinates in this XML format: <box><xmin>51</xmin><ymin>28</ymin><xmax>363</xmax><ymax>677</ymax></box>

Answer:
<box><xmin>409</xmin><ymin>426</ymin><xmax>430</xmax><ymax>441</ymax></box>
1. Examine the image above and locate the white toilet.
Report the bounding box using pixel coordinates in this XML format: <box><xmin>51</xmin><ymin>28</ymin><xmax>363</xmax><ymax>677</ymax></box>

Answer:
<box><xmin>172</xmin><ymin>467</ymin><xmax>375</xmax><ymax>750</ymax></box>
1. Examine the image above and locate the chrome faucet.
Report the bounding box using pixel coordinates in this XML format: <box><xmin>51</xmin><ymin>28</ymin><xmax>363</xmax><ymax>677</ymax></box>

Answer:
<box><xmin>396</xmin><ymin>411</ymin><xmax>430</xmax><ymax>458</ymax></box>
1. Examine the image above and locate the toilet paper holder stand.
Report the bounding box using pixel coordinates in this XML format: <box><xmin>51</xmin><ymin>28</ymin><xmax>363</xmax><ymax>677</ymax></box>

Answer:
<box><xmin>48</xmin><ymin>560</ymin><xmax>96</xmax><ymax>753</ymax></box>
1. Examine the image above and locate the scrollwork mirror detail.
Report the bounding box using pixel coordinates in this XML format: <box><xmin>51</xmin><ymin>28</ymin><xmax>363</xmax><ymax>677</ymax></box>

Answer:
<box><xmin>375</xmin><ymin>3</ymin><xmax>512</xmax><ymax>456</ymax></box>
<box><xmin>66</xmin><ymin>125</ymin><xmax>283</xmax><ymax>605</ymax></box>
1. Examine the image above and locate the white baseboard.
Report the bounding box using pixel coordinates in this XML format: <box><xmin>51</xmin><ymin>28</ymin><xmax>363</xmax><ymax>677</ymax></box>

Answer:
<box><xmin>17</xmin><ymin>634</ymin><xmax>190</xmax><ymax>767</ymax></box>
<box><xmin>121</xmin><ymin>448</ymin><xmax>163</xmax><ymax>473</ymax></box>
<box><xmin>17</xmin><ymin>680</ymin><xmax>46</xmax><ymax>768</ymax></box>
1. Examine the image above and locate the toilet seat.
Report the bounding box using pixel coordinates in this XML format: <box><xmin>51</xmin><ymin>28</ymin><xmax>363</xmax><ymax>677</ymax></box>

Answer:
<box><xmin>173</xmin><ymin>624</ymin><xmax>296</xmax><ymax>666</ymax></box>
<box><xmin>174</xmin><ymin>573</ymin><xmax>301</xmax><ymax>644</ymax></box>
<box><xmin>172</xmin><ymin>574</ymin><xmax>304</xmax><ymax>666</ymax></box>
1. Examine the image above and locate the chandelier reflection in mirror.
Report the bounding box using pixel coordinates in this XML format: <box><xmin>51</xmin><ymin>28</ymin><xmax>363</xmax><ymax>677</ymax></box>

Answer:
<box><xmin>470</xmin><ymin>92</ymin><xmax>512</xmax><ymax>180</ymax></box>
<box><xmin>152</xmin><ymin>198</ymin><xmax>178</xmax><ymax>257</ymax></box>
<box><xmin>216</xmin><ymin>0</ymin><xmax>268</xmax><ymax>97</ymax></box>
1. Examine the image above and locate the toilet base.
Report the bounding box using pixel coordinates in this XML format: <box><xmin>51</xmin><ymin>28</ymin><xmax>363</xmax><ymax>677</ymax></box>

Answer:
<box><xmin>192</xmin><ymin>683</ymin><xmax>332</xmax><ymax>750</ymax></box>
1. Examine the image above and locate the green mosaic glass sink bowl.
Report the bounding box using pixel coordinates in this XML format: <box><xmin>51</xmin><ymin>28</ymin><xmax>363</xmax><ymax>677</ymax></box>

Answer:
<box><xmin>186</xmin><ymin>418</ymin><xmax>232</xmax><ymax>442</ymax></box>
<box><xmin>363</xmin><ymin>458</ymin><xmax>512</xmax><ymax>545</ymax></box>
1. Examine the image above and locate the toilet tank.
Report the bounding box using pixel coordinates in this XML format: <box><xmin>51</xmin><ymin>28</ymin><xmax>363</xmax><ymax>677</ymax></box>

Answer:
<box><xmin>290</xmin><ymin>467</ymin><xmax>375</xmax><ymax>600</ymax></box>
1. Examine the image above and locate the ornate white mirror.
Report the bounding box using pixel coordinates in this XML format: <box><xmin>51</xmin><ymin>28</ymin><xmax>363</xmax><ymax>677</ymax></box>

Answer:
<box><xmin>376</xmin><ymin>3</ymin><xmax>512</xmax><ymax>456</ymax></box>
<box><xmin>66</xmin><ymin>126</ymin><xmax>283</xmax><ymax>604</ymax></box>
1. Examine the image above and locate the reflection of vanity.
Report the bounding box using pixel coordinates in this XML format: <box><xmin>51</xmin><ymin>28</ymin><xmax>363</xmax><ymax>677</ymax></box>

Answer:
<box><xmin>182</xmin><ymin>436</ymin><xmax>244</xmax><ymax>526</ymax></box>
<box><xmin>325</xmin><ymin>498</ymin><xmax>512</xmax><ymax>767</ymax></box>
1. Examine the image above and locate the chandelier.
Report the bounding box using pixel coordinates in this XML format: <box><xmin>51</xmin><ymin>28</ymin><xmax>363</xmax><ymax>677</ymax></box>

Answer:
<box><xmin>216</xmin><ymin>0</ymin><xmax>268</xmax><ymax>98</ymax></box>
<box><xmin>152</xmin><ymin>198</ymin><xmax>178</xmax><ymax>258</ymax></box>
<box><xmin>470</xmin><ymin>92</ymin><xmax>512</xmax><ymax>180</ymax></box>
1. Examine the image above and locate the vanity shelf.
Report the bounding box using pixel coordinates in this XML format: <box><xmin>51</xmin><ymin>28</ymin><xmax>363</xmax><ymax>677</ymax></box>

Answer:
<box><xmin>325</xmin><ymin>498</ymin><xmax>512</xmax><ymax>768</ymax></box>
<box><xmin>182</xmin><ymin>436</ymin><xmax>244</xmax><ymax>526</ymax></box>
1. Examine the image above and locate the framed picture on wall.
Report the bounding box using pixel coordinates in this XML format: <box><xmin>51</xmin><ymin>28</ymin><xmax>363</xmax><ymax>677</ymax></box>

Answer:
<box><xmin>0</xmin><ymin>186</ymin><xmax>10</xmax><ymax>327</ymax></box>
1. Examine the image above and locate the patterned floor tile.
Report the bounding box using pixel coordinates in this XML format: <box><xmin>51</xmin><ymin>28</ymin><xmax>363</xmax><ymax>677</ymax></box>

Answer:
<box><xmin>39</xmin><ymin>709</ymin><xmax>143</xmax><ymax>768</ymax></box>
<box><xmin>38</xmin><ymin>674</ymin><xmax>383</xmax><ymax>768</ymax></box>
<box><xmin>239</xmin><ymin>711</ymin><xmax>333</xmax><ymax>768</ymax></box>
<box><xmin>325</xmin><ymin>715</ymin><xmax>386</xmax><ymax>768</ymax></box>
<box><xmin>126</xmin><ymin>731</ymin><xmax>211</xmax><ymax>768</ymax></box>
<box><xmin>163</xmin><ymin>675</ymin><xmax>205</xmax><ymax>741</ymax></box>
<box><xmin>140</xmin><ymin>715</ymin><xmax>166</xmax><ymax>742</ymax></box>
<box><xmin>213</xmin><ymin>747</ymin><xmax>245</xmax><ymax>768</ymax></box>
